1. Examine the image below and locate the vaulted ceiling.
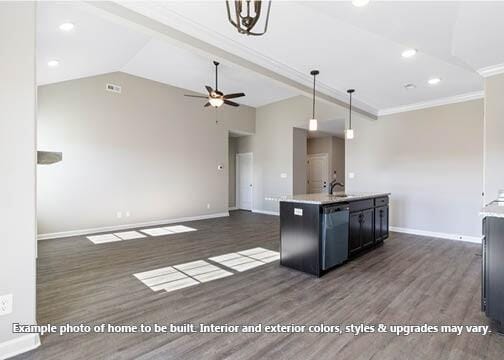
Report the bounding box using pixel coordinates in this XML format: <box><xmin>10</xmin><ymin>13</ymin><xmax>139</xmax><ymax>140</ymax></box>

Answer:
<box><xmin>36</xmin><ymin>1</ymin><xmax>297</xmax><ymax>108</ymax></box>
<box><xmin>38</xmin><ymin>1</ymin><xmax>504</xmax><ymax>115</ymax></box>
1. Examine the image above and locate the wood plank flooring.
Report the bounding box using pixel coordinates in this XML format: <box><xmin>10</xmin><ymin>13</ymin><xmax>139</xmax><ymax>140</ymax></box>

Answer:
<box><xmin>16</xmin><ymin>211</ymin><xmax>504</xmax><ymax>359</ymax></box>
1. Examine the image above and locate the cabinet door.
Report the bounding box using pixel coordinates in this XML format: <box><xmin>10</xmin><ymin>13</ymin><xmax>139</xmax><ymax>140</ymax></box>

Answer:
<box><xmin>349</xmin><ymin>212</ymin><xmax>362</xmax><ymax>256</ymax></box>
<box><xmin>361</xmin><ymin>209</ymin><xmax>375</xmax><ymax>248</ymax></box>
<box><xmin>375</xmin><ymin>206</ymin><xmax>389</xmax><ymax>242</ymax></box>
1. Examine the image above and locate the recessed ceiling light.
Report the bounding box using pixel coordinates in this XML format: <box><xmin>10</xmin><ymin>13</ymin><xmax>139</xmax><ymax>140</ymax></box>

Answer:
<box><xmin>401</xmin><ymin>49</ymin><xmax>417</xmax><ymax>58</ymax></box>
<box><xmin>352</xmin><ymin>0</ymin><xmax>370</xmax><ymax>7</ymax></box>
<box><xmin>428</xmin><ymin>77</ymin><xmax>441</xmax><ymax>85</ymax></box>
<box><xmin>47</xmin><ymin>60</ymin><xmax>60</xmax><ymax>67</ymax></box>
<box><xmin>404</xmin><ymin>83</ymin><xmax>416</xmax><ymax>90</ymax></box>
<box><xmin>59</xmin><ymin>22</ymin><xmax>74</xmax><ymax>31</ymax></box>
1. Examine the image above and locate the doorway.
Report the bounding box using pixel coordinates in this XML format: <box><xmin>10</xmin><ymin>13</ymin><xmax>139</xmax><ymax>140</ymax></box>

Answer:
<box><xmin>236</xmin><ymin>152</ymin><xmax>253</xmax><ymax>210</ymax></box>
<box><xmin>307</xmin><ymin>153</ymin><xmax>329</xmax><ymax>193</ymax></box>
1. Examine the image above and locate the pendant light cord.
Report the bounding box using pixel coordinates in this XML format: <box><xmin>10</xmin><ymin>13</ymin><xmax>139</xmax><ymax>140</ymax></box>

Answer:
<box><xmin>215</xmin><ymin>64</ymin><xmax>218</xmax><ymax>91</ymax></box>
<box><xmin>349</xmin><ymin>92</ymin><xmax>352</xmax><ymax>129</ymax></box>
<box><xmin>347</xmin><ymin>89</ymin><xmax>355</xmax><ymax>130</ymax></box>
<box><xmin>312</xmin><ymin>73</ymin><xmax>316</xmax><ymax>119</ymax></box>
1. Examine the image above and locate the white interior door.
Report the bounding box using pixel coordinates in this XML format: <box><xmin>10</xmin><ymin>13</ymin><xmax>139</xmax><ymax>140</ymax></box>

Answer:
<box><xmin>236</xmin><ymin>153</ymin><xmax>253</xmax><ymax>210</ymax></box>
<box><xmin>307</xmin><ymin>154</ymin><xmax>329</xmax><ymax>194</ymax></box>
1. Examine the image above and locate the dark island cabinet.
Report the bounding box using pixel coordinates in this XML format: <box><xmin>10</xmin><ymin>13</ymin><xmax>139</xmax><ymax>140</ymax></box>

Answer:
<box><xmin>349</xmin><ymin>212</ymin><xmax>362</xmax><ymax>256</ymax></box>
<box><xmin>348</xmin><ymin>197</ymin><xmax>389</xmax><ymax>258</ymax></box>
<box><xmin>375</xmin><ymin>205</ymin><xmax>389</xmax><ymax>242</ymax></box>
<box><xmin>349</xmin><ymin>207</ymin><xmax>375</xmax><ymax>256</ymax></box>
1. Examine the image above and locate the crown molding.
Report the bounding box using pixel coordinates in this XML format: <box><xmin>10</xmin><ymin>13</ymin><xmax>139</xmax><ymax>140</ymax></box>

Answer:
<box><xmin>377</xmin><ymin>91</ymin><xmax>484</xmax><ymax>116</ymax></box>
<box><xmin>477</xmin><ymin>63</ymin><xmax>504</xmax><ymax>78</ymax></box>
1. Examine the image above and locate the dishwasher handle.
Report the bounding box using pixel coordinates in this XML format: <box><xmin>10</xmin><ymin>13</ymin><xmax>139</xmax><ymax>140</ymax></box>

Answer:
<box><xmin>323</xmin><ymin>205</ymin><xmax>350</xmax><ymax>214</ymax></box>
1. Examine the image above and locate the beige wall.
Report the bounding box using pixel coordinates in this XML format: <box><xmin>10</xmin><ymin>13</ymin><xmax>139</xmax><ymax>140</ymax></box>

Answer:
<box><xmin>307</xmin><ymin>136</ymin><xmax>345</xmax><ymax>190</ymax></box>
<box><xmin>332</xmin><ymin>136</ymin><xmax>345</xmax><ymax>186</ymax></box>
<box><xmin>0</xmin><ymin>2</ymin><xmax>38</xmax><ymax>353</ymax></box>
<box><xmin>251</xmin><ymin>96</ymin><xmax>346</xmax><ymax>212</ymax></box>
<box><xmin>484</xmin><ymin>73</ymin><xmax>504</xmax><ymax>204</ymax></box>
<box><xmin>346</xmin><ymin>99</ymin><xmax>484</xmax><ymax>238</ymax></box>
<box><xmin>37</xmin><ymin>72</ymin><xmax>255</xmax><ymax>235</ymax></box>
<box><xmin>293</xmin><ymin>128</ymin><xmax>308</xmax><ymax>195</ymax></box>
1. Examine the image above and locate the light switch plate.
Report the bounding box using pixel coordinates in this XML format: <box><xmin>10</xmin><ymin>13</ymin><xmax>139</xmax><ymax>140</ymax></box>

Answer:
<box><xmin>0</xmin><ymin>294</ymin><xmax>13</xmax><ymax>316</ymax></box>
<box><xmin>280</xmin><ymin>173</ymin><xmax>287</xmax><ymax>178</ymax></box>
<box><xmin>349</xmin><ymin>172</ymin><xmax>355</xmax><ymax>179</ymax></box>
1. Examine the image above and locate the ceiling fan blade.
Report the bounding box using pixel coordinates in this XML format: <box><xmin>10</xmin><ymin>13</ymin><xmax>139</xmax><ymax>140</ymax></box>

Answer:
<box><xmin>204</xmin><ymin>102</ymin><xmax>211</xmax><ymax>107</ymax></box>
<box><xmin>224</xmin><ymin>100</ymin><xmax>240</xmax><ymax>107</ymax></box>
<box><xmin>205</xmin><ymin>85</ymin><xmax>213</xmax><ymax>94</ymax></box>
<box><xmin>223</xmin><ymin>92</ymin><xmax>245</xmax><ymax>99</ymax></box>
<box><xmin>184</xmin><ymin>95</ymin><xmax>208</xmax><ymax>98</ymax></box>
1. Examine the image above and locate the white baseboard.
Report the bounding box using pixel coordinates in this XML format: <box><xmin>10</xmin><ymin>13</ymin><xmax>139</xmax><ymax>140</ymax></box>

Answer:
<box><xmin>37</xmin><ymin>212</ymin><xmax>230</xmax><ymax>240</ymax></box>
<box><xmin>228</xmin><ymin>207</ymin><xmax>238</xmax><ymax>211</ymax></box>
<box><xmin>0</xmin><ymin>333</ymin><xmax>40</xmax><ymax>359</ymax></box>
<box><xmin>390</xmin><ymin>226</ymin><xmax>482</xmax><ymax>244</ymax></box>
<box><xmin>252</xmin><ymin>209</ymin><xmax>280</xmax><ymax>216</ymax></box>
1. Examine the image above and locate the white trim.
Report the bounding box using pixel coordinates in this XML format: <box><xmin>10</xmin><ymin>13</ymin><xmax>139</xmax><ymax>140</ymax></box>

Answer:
<box><xmin>228</xmin><ymin>207</ymin><xmax>238</xmax><ymax>211</ymax></box>
<box><xmin>252</xmin><ymin>209</ymin><xmax>280</xmax><ymax>216</ymax></box>
<box><xmin>477</xmin><ymin>63</ymin><xmax>504</xmax><ymax>78</ymax></box>
<box><xmin>37</xmin><ymin>212</ymin><xmax>229</xmax><ymax>240</ymax></box>
<box><xmin>377</xmin><ymin>91</ymin><xmax>484</xmax><ymax>116</ymax></box>
<box><xmin>390</xmin><ymin>226</ymin><xmax>482</xmax><ymax>244</ymax></box>
<box><xmin>0</xmin><ymin>333</ymin><xmax>40</xmax><ymax>359</ymax></box>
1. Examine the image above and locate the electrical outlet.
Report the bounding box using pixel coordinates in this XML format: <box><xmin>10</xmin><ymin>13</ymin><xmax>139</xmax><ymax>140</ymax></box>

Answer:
<box><xmin>0</xmin><ymin>294</ymin><xmax>13</xmax><ymax>316</ymax></box>
<box><xmin>125</xmin><ymin>211</ymin><xmax>130</xmax><ymax>217</ymax></box>
<box><xmin>207</xmin><ymin>203</ymin><xmax>211</xmax><ymax>209</ymax></box>
<box><xmin>349</xmin><ymin>172</ymin><xmax>355</xmax><ymax>179</ymax></box>
<box><xmin>116</xmin><ymin>211</ymin><xmax>122</xmax><ymax>219</ymax></box>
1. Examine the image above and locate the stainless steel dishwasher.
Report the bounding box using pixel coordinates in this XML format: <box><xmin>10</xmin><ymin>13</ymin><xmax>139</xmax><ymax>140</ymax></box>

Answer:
<box><xmin>321</xmin><ymin>204</ymin><xmax>350</xmax><ymax>270</ymax></box>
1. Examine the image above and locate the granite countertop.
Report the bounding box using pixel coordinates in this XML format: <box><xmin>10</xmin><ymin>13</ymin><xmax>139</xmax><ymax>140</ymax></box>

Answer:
<box><xmin>280</xmin><ymin>192</ymin><xmax>391</xmax><ymax>205</ymax></box>
<box><xmin>481</xmin><ymin>201</ymin><xmax>504</xmax><ymax>218</ymax></box>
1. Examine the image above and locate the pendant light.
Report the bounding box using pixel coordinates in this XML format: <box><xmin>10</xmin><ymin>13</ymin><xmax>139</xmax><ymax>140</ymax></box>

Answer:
<box><xmin>226</xmin><ymin>0</ymin><xmax>272</xmax><ymax>36</ymax></box>
<box><xmin>345</xmin><ymin>89</ymin><xmax>355</xmax><ymax>139</ymax></box>
<box><xmin>309</xmin><ymin>70</ymin><xmax>319</xmax><ymax>131</ymax></box>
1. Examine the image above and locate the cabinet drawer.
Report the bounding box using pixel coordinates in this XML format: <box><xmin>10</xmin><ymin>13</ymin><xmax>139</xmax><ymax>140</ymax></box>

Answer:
<box><xmin>349</xmin><ymin>199</ymin><xmax>374</xmax><ymax>213</ymax></box>
<box><xmin>374</xmin><ymin>197</ymin><xmax>389</xmax><ymax>207</ymax></box>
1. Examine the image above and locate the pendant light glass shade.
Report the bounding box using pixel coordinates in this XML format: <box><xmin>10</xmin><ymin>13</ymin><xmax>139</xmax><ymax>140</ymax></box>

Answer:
<box><xmin>309</xmin><ymin>70</ymin><xmax>319</xmax><ymax>132</ymax></box>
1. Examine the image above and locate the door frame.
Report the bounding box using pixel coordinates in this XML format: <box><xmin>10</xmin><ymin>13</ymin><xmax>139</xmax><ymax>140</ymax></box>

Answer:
<box><xmin>307</xmin><ymin>153</ymin><xmax>329</xmax><ymax>193</ymax></box>
<box><xmin>236</xmin><ymin>152</ymin><xmax>253</xmax><ymax>210</ymax></box>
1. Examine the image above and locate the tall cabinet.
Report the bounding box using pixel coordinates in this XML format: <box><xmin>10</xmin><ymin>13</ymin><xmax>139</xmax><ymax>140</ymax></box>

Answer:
<box><xmin>482</xmin><ymin>214</ymin><xmax>504</xmax><ymax>333</ymax></box>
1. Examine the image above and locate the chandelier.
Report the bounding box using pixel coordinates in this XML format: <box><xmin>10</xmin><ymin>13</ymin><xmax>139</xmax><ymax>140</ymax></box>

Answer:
<box><xmin>226</xmin><ymin>0</ymin><xmax>272</xmax><ymax>36</ymax></box>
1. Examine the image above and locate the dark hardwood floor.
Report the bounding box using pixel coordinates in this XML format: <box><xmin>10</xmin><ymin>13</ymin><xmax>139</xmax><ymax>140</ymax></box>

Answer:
<box><xmin>16</xmin><ymin>211</ymin><xmax>504</xmax><ymax>359</ymax></box>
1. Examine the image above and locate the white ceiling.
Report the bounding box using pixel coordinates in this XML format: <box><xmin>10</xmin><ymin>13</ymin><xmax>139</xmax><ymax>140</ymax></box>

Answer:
<box><xmin>38</xmin><ymin>1</ymin><xmax>504</xmax><ymax>114</ymax></box>
<box><xmin>36</xmin><ymin>1</ymin><xmax>297</xmax><ymax>108</ymax></box>
<box><xmin>117</xmin><ymin>0</ymin><xmax>504</xmax><ymax>113</ymax></box>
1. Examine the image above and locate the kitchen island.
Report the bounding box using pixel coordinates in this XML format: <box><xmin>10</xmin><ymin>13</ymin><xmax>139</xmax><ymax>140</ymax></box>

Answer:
<box><xmin>280</xmin><ymin>192</ymin><xmax>390</xmax><ymax>277</ymax></box>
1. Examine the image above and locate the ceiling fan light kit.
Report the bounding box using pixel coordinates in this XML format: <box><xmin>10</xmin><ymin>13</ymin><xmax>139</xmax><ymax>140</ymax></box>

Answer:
<box><xmin>226</xmin><ymin>0</ymin><xmax>272</xmax><ymax>36</ymax></box>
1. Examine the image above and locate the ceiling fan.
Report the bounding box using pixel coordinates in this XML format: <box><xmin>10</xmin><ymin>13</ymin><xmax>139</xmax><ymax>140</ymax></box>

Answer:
<box><xmin>184</xmin><ymin>61</ymin><xmax>245</xmax><ymax>108</ymax></box>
